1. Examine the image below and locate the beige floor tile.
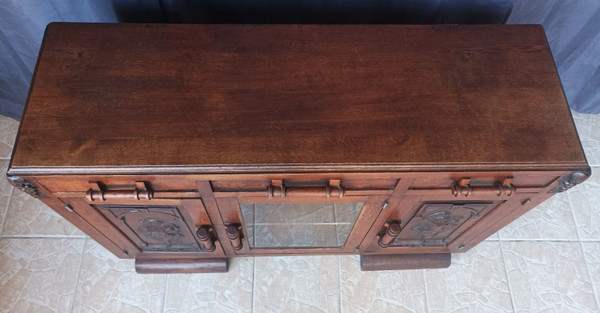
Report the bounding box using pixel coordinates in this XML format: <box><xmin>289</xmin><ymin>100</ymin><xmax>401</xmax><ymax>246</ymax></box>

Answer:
<box><xmin>581</xmin><ymin>242</ymin><xmax>600</xmax><ymax>307</ymax></box>
<box><xmin>3</xmin><ymin>188</ymin><xmax>85</xmax><ymax>237</ymax></box>
<box><xmin>340</xmin><ymin>255</ymin><xmax>425</xmax><ymax>313</ymax></box>
<box><xmin>0</xmin><ymin>160</ymin><xmax>13</xmax><ymax>235</ymax></box>
<box><xmin>0</xmin><ymin>238</ymin><xmax>85</xmax><ymax>313</ymax></box>
<box><xmin>254</xmin><ymin>255</ymin><xmax>339</xmax><ymax>313</ymax></box>
<box><xmin>502</xmin><ymin>242</ymin><xmax>598</xmax><ymax>312</ymax></box>
<box><xmin>484</xmin><ymin>232</ymin><xmax>500</xmax><ymax>241</ymax></box>
<box><xmin>572</xmin><ymin>112</ymin><xmax>600</xmax><ymax>167</ymax></box>
<box><xmin>499</xmin><ymin>192</ymin><xmax>578</xmax><ymax>241</ymax></box>
<box><xmin>424</xmin><ymin>242</ymin><xmax>512</xmax><ymax>313</ymax></box>
<box><xmin>581</xmin><ymin>242</ymin><xmax>600</xmax><ymax>284</ymax></box>
<box><xmin>0</xmin><ymin>115</ymin><xmax>19</xmax><ymax>159</ymax></box>
<box><xmin>568</xmin><ymin>169</ymin><xmax>600</xmax><ymax>240</ymax></box>
<box><xmin>163</xmin><ymin>258</ymin><xmax>253</xmax><ymax>313</ymax></box>
<box><xmin>72</xmin><ymin>240</ymin><xmax>166</xmax><ymax>313</ymax></box>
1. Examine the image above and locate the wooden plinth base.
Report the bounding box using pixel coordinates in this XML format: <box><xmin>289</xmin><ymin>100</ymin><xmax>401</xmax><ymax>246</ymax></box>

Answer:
<box><xmin>135</xmin><ymin>257</ymin><xmax>228</xmax><ymax>274</ymax></box>
<box><xmin>361</xmin><ymin>253</ymin><xmax>451</xmax><ymax>271</ymax></box>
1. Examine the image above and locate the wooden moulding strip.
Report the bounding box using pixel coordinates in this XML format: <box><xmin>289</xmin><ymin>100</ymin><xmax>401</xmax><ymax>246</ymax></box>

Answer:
<box><xmin>360</xmin><ymin>253</ymin><xmax>451</xmax><ymax>271</ymax></box>
<box><xmin>135</xmin><ymin>257</ymin><xmax>228</xmax><ymax>274</ymax></box>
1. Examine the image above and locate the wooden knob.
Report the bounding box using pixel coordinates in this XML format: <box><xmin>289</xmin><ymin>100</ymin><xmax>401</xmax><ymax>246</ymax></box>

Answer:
<box><xmin>226</xmin><ymin>225</ymin><xmax>243</xmax><ymax>250</ymax></box>
<box><xmin>378</xmin><ymin>222</ymin><xmax>401</xmax><ymax>247</ymax></box>
<box><xmin>196</xmin><ymin>227</ymin><xmax>215</xmax><ymax>252</ymax></box>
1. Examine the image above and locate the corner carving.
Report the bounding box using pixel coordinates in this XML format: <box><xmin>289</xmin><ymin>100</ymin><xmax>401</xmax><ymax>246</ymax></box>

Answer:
<box><xmin>549</xmin><ymin>170</ymin><xmax>591</xmax><ymax>193</ymax></box>
<box><xmin>8</xmin><ymin>176</ymin><xmax>44</xmax><ymax>199</ymax></box>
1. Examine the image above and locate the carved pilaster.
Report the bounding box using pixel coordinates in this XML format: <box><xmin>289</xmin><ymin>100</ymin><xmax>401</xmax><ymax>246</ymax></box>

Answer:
<box><xmin>549</xmin><ymin>170</ymin><xmax>591</xmax><ymax>193</ymax></box>
<box><xmin>7</xmin><ymin>176</ymin><xmax>44</xmax><ymax>198</ymax></box>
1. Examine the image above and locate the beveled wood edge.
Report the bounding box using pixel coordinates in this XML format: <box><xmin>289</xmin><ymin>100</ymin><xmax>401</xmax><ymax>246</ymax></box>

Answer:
<box><xmin>6</xmin><ymin>162</ymin><xmax>590</xmax><ymax>176</ymax></box>
<box><xmin>6</xmin><ymin>23</ymin><xmax>53</xmax><ymax>175</ymax></box>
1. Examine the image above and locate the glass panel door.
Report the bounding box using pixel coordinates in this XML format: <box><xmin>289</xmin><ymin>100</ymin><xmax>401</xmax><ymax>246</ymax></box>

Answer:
<box><xmin>240</xmin><ymin>202</ymin><xmax>364</xmax><ymax>249</ymax></box>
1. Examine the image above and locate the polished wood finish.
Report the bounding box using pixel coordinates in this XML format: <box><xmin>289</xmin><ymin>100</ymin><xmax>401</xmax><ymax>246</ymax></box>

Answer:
<box><xmin>377</xmin><ymin>222</ymin><xmax>401</xmax><ymax>247</ymax></box>
<box><xmin>7</xmin><ymin>24</ymin><xmax>590</xmax><ymax>273</ymax></box>
<box><xmin>361</xmin><ymin>253</ymin><xmax>451</xmax><ymax>271</ymax></box>
<box><xmin>11</xmin><ymin>23</ymin><xmax>586</xmax><ymax>174</ymax></box>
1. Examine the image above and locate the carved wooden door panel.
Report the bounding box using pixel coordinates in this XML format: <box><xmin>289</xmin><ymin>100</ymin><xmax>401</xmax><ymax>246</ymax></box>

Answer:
<box><xmin>382</xmin><ymin>202</ymin><xmax>499</xmax><ymax>247</ymax></box>
<box><xmin>98</xmin><ymin>205</ymin><xmax>205</xmax><ymax>252</ymax></box>
<box><xmin>366</xmin><ymin>198</ymin><xmax>503</xmax><ymax>252</ymax></box>
<box><xmin>95</xmin><ymin>199</ymin><xmax>224</xmax><ymax>255</ymax></box>
<box><xmin>63</xmin><ymin>197</ymin><xmax>225</xmax><ymax>258</ymax></box>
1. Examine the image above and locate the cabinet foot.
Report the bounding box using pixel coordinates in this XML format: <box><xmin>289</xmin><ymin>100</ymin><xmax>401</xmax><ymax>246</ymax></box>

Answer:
<box><xmin>135</xmin><ymin>257</ymin><xmax>228</xmax><ymax>274</ymax></box>
<box><xmin>361</xmin><ymin>253</ymin><xmax>451</xmax><ymax>271</ymax></box>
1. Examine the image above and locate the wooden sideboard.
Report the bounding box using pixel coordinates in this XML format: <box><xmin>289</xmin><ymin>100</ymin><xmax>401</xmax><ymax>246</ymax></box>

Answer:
<box><xmin>7</xmin><ymin>23</ymin><xmax>590</xmax><ymax>273</ymax></box>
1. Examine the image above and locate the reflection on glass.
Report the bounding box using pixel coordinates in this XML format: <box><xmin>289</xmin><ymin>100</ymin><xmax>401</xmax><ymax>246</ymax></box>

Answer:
<box><xmin>240</xmin><ymin>202</ymin><xmax>364</xmax><ymax>249</ymax></box>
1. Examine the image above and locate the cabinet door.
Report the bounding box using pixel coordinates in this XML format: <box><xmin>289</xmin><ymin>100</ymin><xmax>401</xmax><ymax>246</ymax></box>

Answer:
<box><xmin>64</xmin><ymin>198</ymin><xmax>224</xmax><ymax>258</ymax></box>
<box><xmin>366</xmin><ymin>195</ymin><xmax>505</xmax><ymax>253</ymax></box>
<box><xmin>97</xmin><ymin>204</ymin><xmax>207</xmax><ymax>252</ymax></box>
<box><xmin>380</xmin><ymin>201</ymin><xmax>500</xmax><ymax>248</ymax></box>
<box><xmin>203</xmin><ymin>179</ymin><xmax>390</xmax><ymax>255</ymax></box>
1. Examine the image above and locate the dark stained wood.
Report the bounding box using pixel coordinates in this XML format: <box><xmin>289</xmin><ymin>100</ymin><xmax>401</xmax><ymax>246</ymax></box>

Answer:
<box><xmin>196</xmin><ymin>227</ymin><xmax>216</xmax><ymax>252</ymax></box>
<box><xmin>135</xmin><ymin>257</ymin><xmax>228</xmax><ymax>273</ymax></box>
<box><xmin>66</xmin><ymin>198</ymin><xmax>142</xmax><ymax>258</ymax></box>
<box><xmin>361</xmin><ymin>253</ymin><xmax>451</xmax><ymax>271</ymax></box>
<box><xmin>6</xmin><ymin>24</ymin><xmax>591</xmax><ymax>273</ymax></box>
<box><xmin>225</xmin><ymin>224</ymin><xmax>244</xmax><ymax>251</ymax></box>
<box><xmin>9</xmin><ymin>23</ymin><xmax>587</xmax><ymax>175</ymax></box>
<box><xmin>446</xmin><ymin>174</ymin><xmax>566</xmax><ymax>252</ymax></box>
<box><xmin>377</xmin><ymin>222</ymin><xmax>401</xmax><ymax>247</ymax></box>
<box><xmin>32</xmin><ymin>171</ymin><xmax>566</xmax><ymax>194</ymax></box>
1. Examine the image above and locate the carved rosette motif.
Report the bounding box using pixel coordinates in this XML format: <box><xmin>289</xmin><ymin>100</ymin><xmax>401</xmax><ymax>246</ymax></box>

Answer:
<box><xmin>389</xmin><ymin>203</ymin><xmax>493</xmax><ymax>247</ymax></box>
<box><xmin>137</xmin><ymin>218</ymin><xmax>184</xmax><ymax>243</ymax></box>
<box><xmin>102</xmin><ymin>206</ymin><xmax>202</xmax><ymax>252</ymax></box>
<box><xmin>412</xmin><ymin>210</ymin><xmax>467</xmax><ymax>236</ymax></box>
<box><xmin>549</xmin><ymin>170</ymin><xmax>591</xmax><ymax>193</ymax></box>
<box><xmin>8</xmin><ymin>176</ymin><xmax>44</xmax><ymax>198</ymax></box>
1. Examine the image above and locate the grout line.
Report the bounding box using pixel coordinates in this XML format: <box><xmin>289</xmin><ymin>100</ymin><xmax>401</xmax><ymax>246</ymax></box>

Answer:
<box><xmin>338</xmin><ymin>256</ymin><xmax>342</xmax><ymax>313</ymax></box>
<box><xmin>71</xmin><ymin>237</ymin><xmax>87</xmax><ymax>313</ymax></box>
<box><xmin>252</xmin><ymin>257</ymin><xmax>256</xmax><ymax>313</ymax></box>
<box><xmin>333</xmin><ymin>204</ymin><xmax>339</xmax><ymax>247</ymax></box>
<box><xmin>162</xmin><ymin>273</ymin><xmax>169</xmax><ymax>313</ymax></box>
<box><xmin>566</xmin><ymin>189</ymin><xmax>583</xmax><ymax>242</ymax></box>
<box><xmin>495</xmin><ymin>239</ymin><xmax>590</xmax><ymax>243</ymax></box>
<box><xmin>499</xmin><ymin>241</ymin><xmax>516</xmax><ymax>313</ymax></box>
<box><xmin>580</xmin><ymin>242</ymin><xmax>600</xmax><ymax>311</ymax></box>
<box><xmin>422</xmin><ymin>269</ymin><xmax>429</xmax><ymax>313</ymax></box>
<box><xmin>1</xmin><ymin>235</ymin><xmax>88</xmax><ymax>239</ymax></box>
<box><xmin>565</xmin><ymin>185</ymin><xmax>600</xmax><ymax>308</ymax></box>
<box><xmin>0</xmin><ymin>187</ymin><xmax>14</xmax><ymax>237</ymax></box>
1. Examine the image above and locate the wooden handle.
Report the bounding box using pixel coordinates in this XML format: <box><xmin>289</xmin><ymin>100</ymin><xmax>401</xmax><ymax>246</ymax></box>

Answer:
<box><xmin>226</xmin><ymin>225</ymin><xmax>243</xmax><ymax>250</ymax></box>
<box><xmin>86</xmin><ymin>181</ymin><xmax>153</xmax><ymax>201</ymax></box>
<box><xmin>267</xmin><ymin>179</ymin><xmax>345</xmax><ymax>199</ymax></box>
<box><xmin>451</xmin><ymin>177</ymin><xmax>513</xmax><ymax>197</ymax></box>
<box><xmin>196</xmin><ymin>227</ymin><xmax>216</xmax><ymax>252</ymax></box>
<box><xmin>378</xmin><ymin>222</ymin><xmax>401</xmax><ymax>247</ymax></box>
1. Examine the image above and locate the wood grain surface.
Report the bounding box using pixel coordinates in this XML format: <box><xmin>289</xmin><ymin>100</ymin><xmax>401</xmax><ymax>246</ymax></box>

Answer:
<box><xmin>10</xmin><ymin>23</ymin><xmax>586</xmax><ymax>173</ymax></box>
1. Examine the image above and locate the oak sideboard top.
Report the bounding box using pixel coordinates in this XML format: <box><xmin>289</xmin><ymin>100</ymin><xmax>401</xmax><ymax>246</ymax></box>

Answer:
<box><xmin>9</xmin><ymin>23</ymin><xmax>588</xmax><ymax>174</ymax></box>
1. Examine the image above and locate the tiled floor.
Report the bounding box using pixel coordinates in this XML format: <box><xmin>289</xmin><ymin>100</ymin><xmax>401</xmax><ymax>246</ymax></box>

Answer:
<box><xmin>0</xmin><ymin>112</ymin><xmax>599</xmax><ymax>313</ymax></box>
